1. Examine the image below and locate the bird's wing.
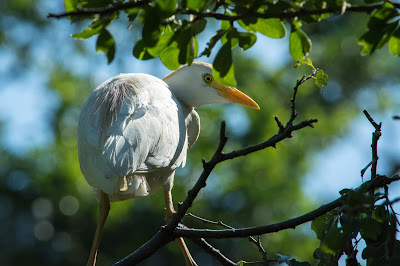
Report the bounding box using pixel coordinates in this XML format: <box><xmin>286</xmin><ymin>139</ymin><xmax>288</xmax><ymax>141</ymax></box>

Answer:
<box><xmin>78</xmin><ymin>74</ymin><xmax>188</xmax><ymax>195</ymax></box>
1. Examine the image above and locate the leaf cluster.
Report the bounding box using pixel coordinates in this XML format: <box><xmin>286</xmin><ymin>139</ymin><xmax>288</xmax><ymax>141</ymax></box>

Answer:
<box><xmin>311</xmin><ymin>176</ymin><xmax>400</xmax><ymax>265</ymax></box>
<box><xmin>55</xmin><ymin>0</ymin><xmax>400</xmax><ymax>86</ymax></box>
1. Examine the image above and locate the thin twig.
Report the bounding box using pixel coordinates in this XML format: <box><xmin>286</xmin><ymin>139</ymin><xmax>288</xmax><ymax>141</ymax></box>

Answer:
<box><xmin>363</xmin><ymin>110</ymin><xmax>382</xmax><ymax>181</ymax></box>
<box><xmin>186</xmin><ymin>213</ymin><xmax>269</xmax><ymax>265</ymax></box>
<box><xmin>189</xmin><ymin>238</ymin><xmax>237</xmax><ymax>266</ymax></box>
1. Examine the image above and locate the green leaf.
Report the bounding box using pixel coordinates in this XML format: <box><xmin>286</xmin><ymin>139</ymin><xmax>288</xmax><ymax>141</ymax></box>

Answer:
<box><xmin>201</xmin><ymin>29</ymin><xmax>226</xmax><ymax>57</ymax></box>
<box><xmin>191</xmin><ymin>18</ymin><xmax>207</xmax><ymax>35</ymax></box>
<box><xmin>290</xmin><ymin>27</ymin><xmax>312</xmax><ymax>61</ymax></box>
<box><xmin>294</xmin><ymin>58</ymin><xmax>314</xmax><ymax>70</ymax></box>
<box><xmin>213</xmin><ymin>42</ymin><xmax>237</xmax><ymax>87</ymax></box>
<box><xmin>64</xmin><ymin>0</ymin><xmax>77</xmax><ymax>13</ymax></box>
<box><xmin>132</xmin><ymin>39</ymin><xmax>155</xmax><ymax>60</ymax></box>
<box><xmin>174</xmin><ymin>19</ymin><xmax>207</xmax><ymax>64</ymax></box>
<box><xmin>237</xmin><ymin>19</ymin><xmax>257</xmax><ymax>32</ymax></box>
<box><xmin>96</xmin><ymin>29</ymin><xmax>115</xmax><ymax>63</ymax></box>
<box><xmin>214</xmin><ymin>42</ymin><xmax>233</xmax><ymax>77</ymax></box>
<box><xmin>221</xmin><ymin>28</ymin><xmax>239</xmax><ymax>48</ymax></box>
<box><xmin>142</xmin><ymin>19</ymin><xmax>162</xmax><ymax>47</ymax></box>
<box><xmin>186</xmin><ymin>0</ymin><xmax>207</xmax><ymax>10</ymax></box>
<box><xmin>313</xmin><ymin>248</ymin><xmax>339</xmax><ymax>265</ymax></box>
<box><xmin>159</xmin><ymin>42</ymin><xmax>180</xmax><ymax>70</ymax></box>
<box><xmin>256</xmin><ymin>18</ymin><xmax>286</xmax><ymax>39</ymax></box>
<box><xmin>146</xmin><ymin>26</ymin><xmax>174</xmax><ymax>57</ymax></box>
<box><xmin>186</xmin><ymin>36</ymin><xmax>198</xmax><ymax>65</ymax></box>
<box><xmin>315</xmin><ymin>70</ymin><xmax>328</xmax><ymax>88</ymax></box>
<box><xmin>125</xmin><ymin>8</ymin><xmax>140</xmax><ymax>25</ymax></box>
<box><xmin>72</xmin><ymin>19</ymin><xmax>104</xmax><ymax>39</ymax></box>
<box><xmin>358</xmin><ymin>2</ymin><xmax>399</xmax><ymax>55</ymax></box>
<box><xmin>311</xmin><ymin>211</ymin><xmax>338</xmax><ymax>240</ymax></box>
<box><xmin>156</xmin><ymin>0</ymin><xmax>176</xmax><ymax>13</ymax></box>
<box><xmin>389</xmin><ymin>28</ymin><xmax>400</xmax><ymax>55</ymax></box>
<box><xmin>368</xmin><ymin>2</ymin><xmax>398</xmax><ymax>29</ymax></box>
<box><xmin>358</xmin><ymin>22</ymin><xmax>398</xmax><ymax>55</ymax></box>
<box><xmin>320</xmin><ymin>227</ymin><xmax>347</xmax><ymax>254</ymax></box>
<box><xmin>238</xmin><ymin>32</ymin><xmax>257</xmax><ymax>51</ymax></box>
<box><xmin>360</xmin><ymin>217</ymin><xmax>383</xmax><ymax>243</ymax></box>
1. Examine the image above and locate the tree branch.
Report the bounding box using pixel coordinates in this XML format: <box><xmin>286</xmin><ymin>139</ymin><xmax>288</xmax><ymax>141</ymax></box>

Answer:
<box><xmin>189</xmin><ymin>237</ymin><xmax>237</xmax><ymax>266</ymax></box>
<box><xmin>186</xmin><ymin>213</ymin><xmax>269</xmax><ymax>264</ymax></box>
<box><xmin>47</xmin><ymin>0</ymin><xmax>151</xmax><ymax>18</ymax></box>
<box><xmin>48</xmin><ymin>2</ymin><xmax>400</xmax><ymax>20</ymax></box>
<box><xmin>174</xmin><ymin>175</ymin><xmax>400</xmax><ymax>239</ymax></box>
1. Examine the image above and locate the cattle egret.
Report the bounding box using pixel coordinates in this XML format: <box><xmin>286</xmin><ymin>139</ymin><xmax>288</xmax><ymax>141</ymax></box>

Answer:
<box><xmin>78</xmin><ymin>62</ymin><xmax>259</xmax><ymax>266</ymax></box>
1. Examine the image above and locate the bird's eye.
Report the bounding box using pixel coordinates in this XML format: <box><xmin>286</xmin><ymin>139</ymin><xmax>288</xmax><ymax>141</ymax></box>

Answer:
<box><xmin>202</xmin><ymin>74</ymin><xmax>213</xmax><ymax>84</ymax></box>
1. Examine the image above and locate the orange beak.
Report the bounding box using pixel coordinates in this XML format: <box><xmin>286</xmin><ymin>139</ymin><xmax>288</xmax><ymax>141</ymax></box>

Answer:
<box><xmin>214</xmin><ymin>84</ymin><xmax>260</xmax><ymax>110</ymax></box>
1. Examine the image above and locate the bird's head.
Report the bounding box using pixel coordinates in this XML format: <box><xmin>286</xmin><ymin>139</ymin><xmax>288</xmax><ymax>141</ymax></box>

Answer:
<box><xmin>163</xmin><ymin>62</ymin><xmax>259</xmax><ymax>110</ymax></box>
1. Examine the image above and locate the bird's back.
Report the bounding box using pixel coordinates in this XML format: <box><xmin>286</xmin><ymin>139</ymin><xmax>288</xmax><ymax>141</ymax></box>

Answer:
<box><xmin>78</xmin><ymin>73</ymin><xmax>196</xmax><ymax>201</ymax></box>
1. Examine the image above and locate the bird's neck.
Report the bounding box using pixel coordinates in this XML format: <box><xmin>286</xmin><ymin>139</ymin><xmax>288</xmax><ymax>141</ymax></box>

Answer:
<box><xmin>163</xmin><ymin>78</ymin><xmax>203</xmax><ymax>108</ymax></box>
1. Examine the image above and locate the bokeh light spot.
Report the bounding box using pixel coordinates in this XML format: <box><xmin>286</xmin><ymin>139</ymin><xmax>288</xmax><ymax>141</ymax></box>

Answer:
<box><xmin>31</xmin><ymin>197</ymin><xmax>53</xmax><ymax>219</ymax></box>
<box><xmin>59</xmin><ymin>195</ymin><xmax>79</xmax><ymax>216</ymax></box>
<box><xmin>34</xmin><ymin>220</ymin><xmax>54</xmax><ymax>241</ymax></box>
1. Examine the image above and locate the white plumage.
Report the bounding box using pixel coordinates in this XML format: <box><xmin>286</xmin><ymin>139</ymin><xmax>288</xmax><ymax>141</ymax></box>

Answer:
<box><xmin>78</xmin><ymin>62</ymin><xmax>259</xmax><ymax>266</ymax></box>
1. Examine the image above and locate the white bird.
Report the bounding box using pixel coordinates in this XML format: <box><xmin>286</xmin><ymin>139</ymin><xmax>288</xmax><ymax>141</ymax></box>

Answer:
<box><xmin>78</xmin><ymin>62</ymin><xmax>259</xmax><ymax>266</ymax></box>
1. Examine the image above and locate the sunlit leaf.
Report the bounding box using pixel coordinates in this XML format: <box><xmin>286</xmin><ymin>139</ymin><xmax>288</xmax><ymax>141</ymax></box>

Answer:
<box><xmin>290</xmin><ymin>27</ymin><xmax>312</xmax><ymax>61</ymax></box>
<box><xmin>358</xmin><ymin>22</ymin><xmax>398</xmax><ymax>55</ymax></box>
<box><xmin>221</xmin><ymin>28</ymin><xmax>239</xmax><ymax>48</ymax></box>
<box><xmin>315</xmin><ymin>70</ymin><xmax>328</xmax><ymax>88</ymax></box>
<box><xmin>64</xmin><ymin>0</ymin><xmax>77</xmax><ymax>12</ymax></box>
<box><xmin>257</xmin><ymin>18</ymin><xmax>286</xmax><ymax>39</ymax></box>
<box><xmin>389</xmin><ymin>28</ymin><xmax>400</xmax><ymax>55</ymax></box>
<box><xmin>72</xmin><ymin>19</ymin><xmax>104</xmax><ymax>39</ymax></box>
<box><xmin>186</xmin><ymin>0</ymin><xmax>208</xmax><ymax>10</ymax></box>
<box><xmin>160</xmin><ymin>42</ymin><xmax>180</xmax><ymax>70</ymax></box>
<box><xmin>186</xmin><ymin>36</ymin><xmax>198</xmax><ymax>65</ymax></box>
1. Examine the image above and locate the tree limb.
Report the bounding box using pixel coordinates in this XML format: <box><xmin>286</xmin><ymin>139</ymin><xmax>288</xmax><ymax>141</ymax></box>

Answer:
<box><xmin>174</xmin><ymin>175</ymin><xmax>400</xmax><ymax>239</ymax></box>
<box><xmin>48</xmin><ymin>2</ymin><xmax>400</xmax><ymax>20</ymax></box>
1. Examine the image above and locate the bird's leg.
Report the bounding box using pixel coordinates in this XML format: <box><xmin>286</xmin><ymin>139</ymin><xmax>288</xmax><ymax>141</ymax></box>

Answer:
<box><xmin>87</xmin><ymin>190</ymin><xmax>110</xmax><ymax>266</ymax></box>
<box><xmin>164</xmin><ymin>190</ymin><xmax>198</xmax><ymax>266</ymax></box>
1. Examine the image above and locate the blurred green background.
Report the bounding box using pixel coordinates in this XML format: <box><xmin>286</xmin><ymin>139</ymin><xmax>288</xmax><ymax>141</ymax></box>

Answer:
<box><xmin>1</xmin><ymin>1</ymin><xmax>400</xmax><ymax>265</ymax></box>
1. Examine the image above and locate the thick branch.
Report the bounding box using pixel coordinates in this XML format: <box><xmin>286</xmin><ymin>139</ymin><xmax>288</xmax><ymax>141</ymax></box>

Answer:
<box><xmin>175</xmin><ymin>198</ymin><xmax>342</xmax><ymax>239</ymax></box>
<box><xmin>174</xmin><ymin>175</ymin><xmax>400</xmax><ymax>239</ymax></box>
<box><xmin>114</xmin><ymin>228</ymin><xmax>174</xmax><ymax>265</ymax></box>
